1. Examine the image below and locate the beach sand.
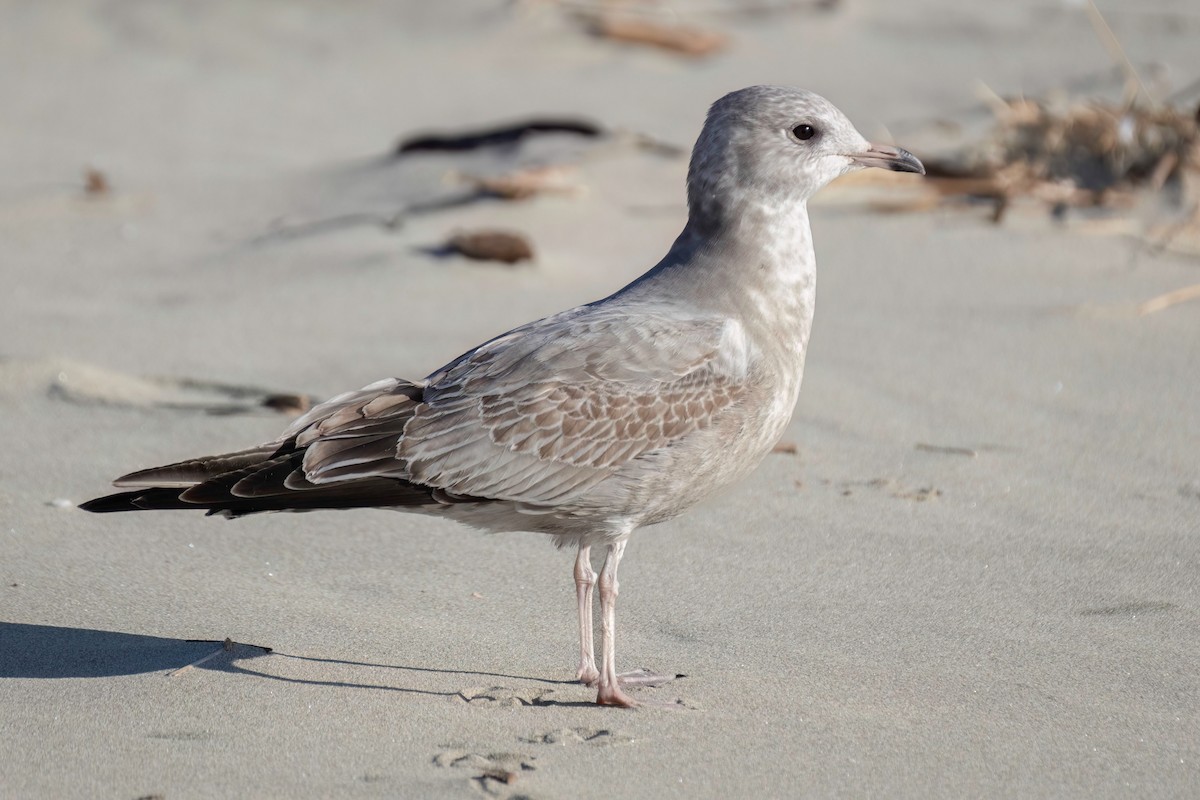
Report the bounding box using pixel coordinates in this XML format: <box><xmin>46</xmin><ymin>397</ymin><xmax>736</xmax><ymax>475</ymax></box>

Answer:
<box><xmin>2</xmin><ymin>2</ymin><xmax>1198</xmax><ymax>797</ymax></box>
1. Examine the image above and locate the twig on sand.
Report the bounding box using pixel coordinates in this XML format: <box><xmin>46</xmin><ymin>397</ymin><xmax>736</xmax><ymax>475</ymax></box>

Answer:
<box><xmin>915</xmin><ymin>443</ymin><xmax>978</xmax><ymax>458</ymax></box>
<box><xmin>1136</xmin><ymin>282</ymin><xmax>1200</xmax><ymax>315</ymax></box>
<box><xmin>249</xmin><ymin>211</ymin><xmax>409</xmax><ymax>246</ymax></box>
<box><xmin>1082</xmin><ymin>0</ymin><xmax>1155</xmax><ymax>107</ymax></box>
<box><xmin>536</xmin><ymin>0</ymin><xmax>835</xmax><ymax>18</ymax></box>
<box><xmin>449</xmin><ymin>165</ymin><xmax>581</xmax><ymax>200</ymax></box>
<box><xmin>583</xmin><ymin>14</ymin><xmax>727</xmax><ymax>57</ymax></box>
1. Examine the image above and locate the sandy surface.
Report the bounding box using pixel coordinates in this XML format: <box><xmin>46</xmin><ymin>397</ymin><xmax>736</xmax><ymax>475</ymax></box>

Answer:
<box><xmin>2</xmin><ymin>2</ymin><xmax>1199</xmax><ymax>798</ymax></box>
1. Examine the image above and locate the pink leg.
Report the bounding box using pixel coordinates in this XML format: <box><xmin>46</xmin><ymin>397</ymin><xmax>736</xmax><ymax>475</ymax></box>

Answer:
<box><xmin>574</xmin><ymin>544</ymin><xmax>599</xmax><ymax>685</ymax></box>
<box><xmin>595</xmin><ymin>540</ymin><xmax>637</xmax><ymax>707</ymax></box>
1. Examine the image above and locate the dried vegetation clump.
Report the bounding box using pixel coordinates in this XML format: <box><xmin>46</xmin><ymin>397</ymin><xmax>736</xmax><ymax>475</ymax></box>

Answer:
<box><xmin>925</xmin><ymin>95</ymin><xmax>1200</xmax><ymax>222</ymax></box>
<box><xmin>857</xmin><ymin>0</ymin><xmax>1200</xmax><ymax>259</ymax></box>
<box><xmin>896</xmin><ymin>90</ymin><xmax>1200</xmax><ymax>313</ymax></box>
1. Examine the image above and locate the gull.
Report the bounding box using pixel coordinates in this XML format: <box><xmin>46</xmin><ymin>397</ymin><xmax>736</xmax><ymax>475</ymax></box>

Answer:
<box><xmin>82</xmin><ymin>86</ymin><xmax>924</xmax><ymax>707</ymax></box>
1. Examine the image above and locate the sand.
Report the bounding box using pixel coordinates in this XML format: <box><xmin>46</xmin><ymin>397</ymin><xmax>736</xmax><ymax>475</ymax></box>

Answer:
<box><xmin>2</xmin><ymin>1</ymin><xmax>1198</xmax><ymax>797</ymax></box>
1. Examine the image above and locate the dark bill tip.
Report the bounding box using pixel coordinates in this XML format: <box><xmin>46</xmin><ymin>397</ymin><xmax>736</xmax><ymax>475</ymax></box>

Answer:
<box><xmin>849</xmin><ymin>144</ymin><xmax>926</xmax><ymax>175</ymax></box>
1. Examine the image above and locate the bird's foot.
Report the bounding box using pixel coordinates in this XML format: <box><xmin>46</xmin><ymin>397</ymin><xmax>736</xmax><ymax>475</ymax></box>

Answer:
<box><xmin>578</xmin><ymin>666</ymin><xmax>674</xmax><ymax>689</ymax></box>
<box><xmin>595</xmin><ymin>682</ymin><xmax>639</xmax><ymax>708</ymax></box>
<box><xmin>595</xmin><ymin>682</ymin><xmax>687</xmax><ymax>709</ymax></box>
<box><xmin>591</xmin><ymin>668</ymin><xmax>685</xmax><ymax>708</ymax></box>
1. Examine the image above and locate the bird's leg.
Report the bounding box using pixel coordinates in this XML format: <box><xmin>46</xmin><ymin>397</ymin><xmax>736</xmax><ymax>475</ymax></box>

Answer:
<box><xmin>574</xmin><ymin>544</ymin><xmax>599</xmax><ymax>685</ymax></box>
<box><xmin>578</xmin><ymin>542</ymin><xmax>671</xmax><ymax>692</ymax></box>
<box><xmin>595</xmin><ymin>539</ymin><xmax>637</xmax><ymax>707</ymax></box>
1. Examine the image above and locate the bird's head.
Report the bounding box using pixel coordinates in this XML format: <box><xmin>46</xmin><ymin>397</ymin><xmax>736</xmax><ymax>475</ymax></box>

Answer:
<box><xmin>687</xmin><ymin>85</ymin><xmax>924</xmax><ymax>222</ymax></box>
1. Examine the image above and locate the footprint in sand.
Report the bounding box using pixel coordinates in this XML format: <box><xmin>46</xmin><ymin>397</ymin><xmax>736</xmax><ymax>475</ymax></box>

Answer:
<box><xmin>432</xmin><ymin>749</ymin><xmax>537</xmax><ymax>797</ymax></box>
<box><xmin>454</xmin><ymin>686</ymin><xmax>558</xmax><ymax>707</ymax></box>
<box><xmin>520</xmin><ymin>727</ymin><xmax>634</xmax><ymax>747</ymax></box>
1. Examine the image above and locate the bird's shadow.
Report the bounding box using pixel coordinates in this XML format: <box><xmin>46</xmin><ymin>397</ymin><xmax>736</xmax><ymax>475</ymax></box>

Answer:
<box><xmin>0</xmin><ymin>622</ymin><xmax>587</xmax><ymax>704</ymax></box>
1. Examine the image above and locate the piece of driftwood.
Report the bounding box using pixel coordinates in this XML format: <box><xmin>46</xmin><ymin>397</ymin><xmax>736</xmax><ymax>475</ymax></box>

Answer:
<box><xmin>450</xmin><ymin>165</ymin><xmax>581</xmax><ymax>201</ymax></box>
<box><xmin>584</xmin><ymin>14</ymin><xmax>727</xmax><ymax>57</ymax></box>
<box><xmin>444</xmin><ymin>230</ymin><xmax>535</xmax><ymax>264</ymax></box>
<box><xmin>1137</xmin><ymin>282</ymin><xmax>1200</xmax><ymax>315</ymax></box>
<box><xmin>395</xmin><ymin>118</ymin><xmax>603</xmax><ymax>157</ymax></box>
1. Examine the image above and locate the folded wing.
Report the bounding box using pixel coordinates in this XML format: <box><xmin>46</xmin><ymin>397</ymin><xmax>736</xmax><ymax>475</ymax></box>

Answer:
<box><xmin>83</xmin><ymin>305</ymin><xmax>750</xmax><ymax>516</ymax></box>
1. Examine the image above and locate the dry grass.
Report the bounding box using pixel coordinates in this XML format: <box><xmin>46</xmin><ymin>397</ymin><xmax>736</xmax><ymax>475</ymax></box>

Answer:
<box><xmin>923</xmin><ymin>96</ymin><xmax>1200</xmax><ymax>223</ymax></box>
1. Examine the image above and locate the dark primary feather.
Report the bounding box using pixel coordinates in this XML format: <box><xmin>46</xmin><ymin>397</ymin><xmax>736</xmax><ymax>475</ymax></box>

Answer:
<box><xmin>112</xmin><ymin>445</ymin><xmax>281</xmax><ymax>489</ymax></box>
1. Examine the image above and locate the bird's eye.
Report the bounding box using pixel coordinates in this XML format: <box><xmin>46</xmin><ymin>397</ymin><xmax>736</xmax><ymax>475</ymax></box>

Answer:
<box><xmin>792</xmin><ymin>124</ymin><xmax>816</xmax><ymax>141</ymax></box>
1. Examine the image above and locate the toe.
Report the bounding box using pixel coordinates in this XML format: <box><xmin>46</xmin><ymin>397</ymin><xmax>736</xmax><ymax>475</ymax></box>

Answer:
<box><xmin>595</xmin><ymin>684</ymin><xmax>639</xmax><ymax>708</ymax></box>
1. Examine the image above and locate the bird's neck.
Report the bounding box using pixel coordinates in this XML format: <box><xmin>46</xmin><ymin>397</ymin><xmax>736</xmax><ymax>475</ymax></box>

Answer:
<box><xmin>689</xmin><ymin>196</ymin><xmax>815</xmax><ymax>286</ymax></box>
<box><xmin>606</xmin><ymin>194</ymin><xmax>815</xmax><ymax>374</ymax></box>
<box><xmin>632</xmin><ymin>197</ymin><xmax>817</xmax><ymax>324</ymax></box>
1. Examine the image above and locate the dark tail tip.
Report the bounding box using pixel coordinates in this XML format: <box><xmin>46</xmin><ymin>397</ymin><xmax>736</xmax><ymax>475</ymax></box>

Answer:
<box><xmin>78</xmin><ymin>492</ymin><xmax>145</xmax><ymax>513</ymax></box>
<box><xmin>79</xmin><ymin>488</ymin><xmax>197</xmax><ymax>513</ymax></box>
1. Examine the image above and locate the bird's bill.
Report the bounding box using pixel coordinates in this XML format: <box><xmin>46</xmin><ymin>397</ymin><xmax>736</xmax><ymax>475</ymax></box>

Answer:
<box><xmin>848</xmin><ymin>144</ymin><xmax>925</xmax><ymax>175</ymax></box>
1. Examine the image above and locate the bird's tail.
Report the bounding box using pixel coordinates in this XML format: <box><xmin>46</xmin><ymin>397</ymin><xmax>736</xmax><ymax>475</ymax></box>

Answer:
<box><xmin>79</xmin><ymin>445</ymin><xmax>443</xmax><ymax>518</ymax></box>
<box><xmin>78</xmin><ymin>377</ymin><xmax>476</xmax><ymax>518</ymax></box>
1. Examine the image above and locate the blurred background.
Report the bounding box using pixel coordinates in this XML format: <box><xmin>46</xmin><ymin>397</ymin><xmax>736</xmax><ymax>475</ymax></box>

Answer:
<box><xmin>3</xmin><ymin>0</ymin><xmax>1197</xmax><ymax>396</ymax></box>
